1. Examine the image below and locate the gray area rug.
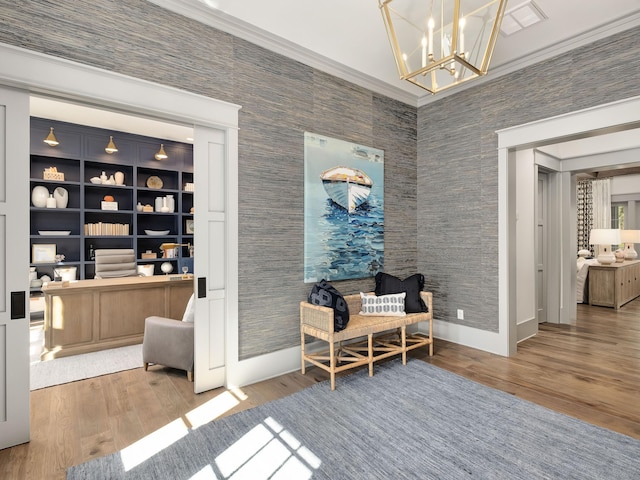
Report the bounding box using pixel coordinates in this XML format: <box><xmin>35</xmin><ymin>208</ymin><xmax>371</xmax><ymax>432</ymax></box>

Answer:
<box><xmin>67</xmin><ymin>359</ymin><xmax>640</xmax><ymax>479</ymax></box>
<box><xmin>31</xmin><ymin>344</ymin><xmax>143</xmax><ymax>390</ymax></box>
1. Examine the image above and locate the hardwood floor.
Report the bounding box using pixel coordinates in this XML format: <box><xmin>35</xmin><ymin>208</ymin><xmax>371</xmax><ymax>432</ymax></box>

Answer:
<box><xmin>1</xmin><ymin>298</ymin><xmax>639</xmax><ymax>479</ymax></box>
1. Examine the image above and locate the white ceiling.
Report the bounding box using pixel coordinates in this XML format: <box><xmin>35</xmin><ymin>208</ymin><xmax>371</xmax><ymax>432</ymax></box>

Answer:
<box><xmin>150</xmin><ymin>0</ymin><xmax>640</xmax><ymax>106</ymax></box>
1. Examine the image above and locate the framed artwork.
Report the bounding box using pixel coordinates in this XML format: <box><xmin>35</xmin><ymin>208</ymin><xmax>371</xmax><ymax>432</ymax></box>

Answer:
<box><xmin>304</xmin><ymin>132</ymin><xmax>384</xmax><ymax>283</ymax></box>
<box><xmin>185</xmin><ymin>219</ymin><xmax>194</xmax><ymax>234</ymax></box>
<box><xmin>32</xmin><ymin>244</ymin><xmax>56</xmax><ymax>264</ymax></box>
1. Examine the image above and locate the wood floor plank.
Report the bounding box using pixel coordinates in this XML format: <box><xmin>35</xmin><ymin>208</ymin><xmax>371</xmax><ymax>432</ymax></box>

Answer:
<box><xmin>1</xmin><ymin>298</ymin><xmax>639</xmax><ymax>478</ymax></box>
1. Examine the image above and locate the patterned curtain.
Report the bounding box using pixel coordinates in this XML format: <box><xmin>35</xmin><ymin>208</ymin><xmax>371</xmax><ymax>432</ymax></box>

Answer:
<box><xmin>577</xmin><ymin>178</ymin><xmax>611</xmax><ymax>254</ymax></box>
<box><xmin>577</xmin><ymin>180</ymin><xmax>593</xmax><ymax>253</ymax></box>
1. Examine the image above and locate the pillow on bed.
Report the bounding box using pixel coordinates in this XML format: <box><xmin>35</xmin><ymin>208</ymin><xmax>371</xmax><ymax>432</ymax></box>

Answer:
<box><xmin>308</xmin><ymin>279</ymin><xmax>350</xmax><ymax>331</ymax></box>
<box><xmin>374</xmin><ymin>272</ymin><xmax>428</xmax><ymax>313</ymax></box>
<box><xmin>359</xmin><ymin>292</ymin><xmax>406</xmax><ymax>316</ymax></box>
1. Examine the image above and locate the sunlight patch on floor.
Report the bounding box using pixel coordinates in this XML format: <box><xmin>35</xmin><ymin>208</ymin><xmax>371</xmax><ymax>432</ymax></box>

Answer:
<box><xmin>121</xmin><ymin>418</ymin><xmax>190</xmax><ymax>471</ymax></box>
<box><xmin>215</xmin><ymin>416</ymin><xmax>320</xmax><ymax>479</ymax></box>
<box><xmin>186</xmin><ymin>389</ymin><xmax>244</xmax><ymax>428</ymax></box>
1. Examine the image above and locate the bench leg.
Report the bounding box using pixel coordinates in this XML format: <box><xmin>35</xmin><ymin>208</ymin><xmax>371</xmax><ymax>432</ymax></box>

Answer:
<box><xmin>368</xmin><ymin>333</ymin><xmax>374</xmax><ymax>377</ymax></box>
<box><xmin>330</xmin><ymin>341</ymin><xmax>336</xmax><ymax>390</ymax></box>
<box><xmin>300</xmin><ymin>329</ymin><xmax>306</xmax><ymax>374</ymax></box>
<box><xmin>402</xmin><ymin>326</ymin><xmax>407</xmax><ymax>365</ymax></box>
<box><xmin>429</xmin><ymin>319</ymin><xmax>434</xmax><ymax>356</ymax></box>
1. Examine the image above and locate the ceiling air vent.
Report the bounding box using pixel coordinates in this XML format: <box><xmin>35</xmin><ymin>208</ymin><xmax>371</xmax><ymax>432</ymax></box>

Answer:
<box><xmin>500</xmin><ymin>0</ymin><xmax>547</xmax><ymax>36</ymax></box>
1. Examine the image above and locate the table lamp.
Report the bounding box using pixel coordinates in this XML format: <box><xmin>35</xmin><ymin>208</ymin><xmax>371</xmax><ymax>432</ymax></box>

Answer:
<box><xmin>621</xmin><ymin>229</ymin><xmax>640</xmax><ymax>260</ymax></box>
<box><xmin>589</xmin><ymin>228</ymin><xmax>620</xmax><ymax>265</ymax></box>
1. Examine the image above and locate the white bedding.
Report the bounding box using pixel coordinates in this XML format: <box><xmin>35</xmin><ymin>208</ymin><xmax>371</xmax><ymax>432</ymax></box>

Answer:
<box><xmin>576</xmin><ymin>258</ymin><xmax>599</xmax><ymax>303</ymax></box>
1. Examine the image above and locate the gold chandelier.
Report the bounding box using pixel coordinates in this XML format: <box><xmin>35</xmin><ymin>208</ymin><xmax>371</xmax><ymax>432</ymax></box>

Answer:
<box><xmin>379</xmin><ymin>0</ymin><xmax>507</xmax><ymax>94</ymax></box>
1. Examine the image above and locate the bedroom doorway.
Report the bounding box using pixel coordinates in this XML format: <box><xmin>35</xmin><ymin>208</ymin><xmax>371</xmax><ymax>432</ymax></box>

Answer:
<box><xmin>536</xmin><ymin>171</ymin><xmax>548</xmax><ymax>324</ymax></box>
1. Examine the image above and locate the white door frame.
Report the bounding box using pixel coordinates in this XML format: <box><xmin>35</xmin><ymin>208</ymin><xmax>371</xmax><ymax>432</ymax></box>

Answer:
<box><xmin>498</xmin><ymin>95</ymin><xmax>640</xmax><ymax>355</ymax></box>
<box><xmin>0</xmin><ymin>43</ymin><xmax>240</xmax><ymax>447</ymax></box>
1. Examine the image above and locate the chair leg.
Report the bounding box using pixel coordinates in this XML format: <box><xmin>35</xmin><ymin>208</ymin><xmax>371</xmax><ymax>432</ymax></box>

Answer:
<box><xmin>144</xmin><ymin>362</ymin><xmax>149</xmax><ymax>371</ymax></box>
<box><xmin>330</xmin><ymin>341</ymin><xmax>336</xmax><ymax>390</ymax></box>
<box><xmin>300</xmin><ymin>329</ymin><xmax>306</xmax><ymax>374</ymax></box>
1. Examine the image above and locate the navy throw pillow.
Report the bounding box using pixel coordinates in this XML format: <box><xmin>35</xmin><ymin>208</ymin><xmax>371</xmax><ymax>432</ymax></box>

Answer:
<box><xmin>308</xmin><ymin>279</ymin><xmax>350</xmax><ymax>331</ymax></box>
<box><xmin>375</xmin><ymin>272</ymin><xmax>428</xmax><ymax>313</ymax></box>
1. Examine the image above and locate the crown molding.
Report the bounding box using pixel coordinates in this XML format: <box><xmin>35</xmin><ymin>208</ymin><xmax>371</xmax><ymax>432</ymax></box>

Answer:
<box><xmin>147</xmin><ymin>0</ymin><xmax>419</xmax><ymax>106</ymax></box>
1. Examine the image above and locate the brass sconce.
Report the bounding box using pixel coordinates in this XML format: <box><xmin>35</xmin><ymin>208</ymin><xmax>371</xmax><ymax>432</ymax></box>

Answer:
<box><xmin>44</xmin><ymin>127</ymin><xmax>59</xmax><ymax>147</ymax></box>
<box><xmin>155</xmin><ymin>144</ymin><xmax>168</xmax><ymax>161</ymax></box>
<box><xmin>105</xmin><ymin>136</ymin><xmax>118</xmax><ymax>154</ymax></box>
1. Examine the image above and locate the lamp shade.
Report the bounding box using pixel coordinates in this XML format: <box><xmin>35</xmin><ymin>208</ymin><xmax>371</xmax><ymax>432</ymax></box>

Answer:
<box><xmin>589</xmin><ymin>229</ymin><xmax>621</xmax><ymax>246</ymax></box>
<box><xmin>620</xmin><ymin>230</ymin><xmax>640</xmax><ymax>243</ymax></box>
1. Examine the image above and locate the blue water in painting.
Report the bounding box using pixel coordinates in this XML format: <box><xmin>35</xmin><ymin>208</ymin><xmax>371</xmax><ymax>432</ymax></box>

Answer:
<box><xmin>304</xmin><ymin>133</ymin><xmax>384</xmax><ymax>283</ymax></box>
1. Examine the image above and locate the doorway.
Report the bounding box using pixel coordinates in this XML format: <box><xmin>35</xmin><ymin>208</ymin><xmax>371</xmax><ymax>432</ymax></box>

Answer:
<box><xmin>0</xmin><ymin>44</ymin><xmax>239</xmax><ymax>449</ymax></box>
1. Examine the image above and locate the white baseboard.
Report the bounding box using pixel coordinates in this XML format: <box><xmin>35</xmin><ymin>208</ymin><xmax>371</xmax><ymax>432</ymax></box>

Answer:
<box><xmin>418</xmin><ymin>319</ymin><xmax>509</xmax><ymax>356</ymax></box>
<box><xmin>517</xmin><ymin>317</ymin><xmax>538</xmax><ymax>343</ymax></box>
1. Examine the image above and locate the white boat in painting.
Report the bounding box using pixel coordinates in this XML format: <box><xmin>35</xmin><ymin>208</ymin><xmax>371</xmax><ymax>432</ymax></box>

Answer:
<box><xmin>320</xmin><ymin>166</ymin><xmax>373</xmax><ymax>213</ymax></box>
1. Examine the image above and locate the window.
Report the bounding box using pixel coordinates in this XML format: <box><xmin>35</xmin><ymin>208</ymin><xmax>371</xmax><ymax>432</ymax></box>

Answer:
<box><xmin>611</xmin><ymin>203</ymin><xmax>625</xmax><ymax>249</ymax></box>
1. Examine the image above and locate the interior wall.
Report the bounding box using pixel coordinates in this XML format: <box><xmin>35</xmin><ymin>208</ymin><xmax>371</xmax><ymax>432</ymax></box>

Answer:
<box><xmin>417</xmin><ymin>25</ymin><xmax>640</xmax><ymax>332</ymax></box>
<box><xmin>515</xmin><ymin>149</ymin><xmax>536</xmax><ymax>326</ymax></box>
<box><xmin>0</xmin><ymin>0</ymin><xmax>418</xmax><ymax>360</ymax></box>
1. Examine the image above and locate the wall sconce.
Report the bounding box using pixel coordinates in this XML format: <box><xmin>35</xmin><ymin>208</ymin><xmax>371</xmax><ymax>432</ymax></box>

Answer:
<box><xmin>105</xmin><ymin>136</ymin><xmax>118</xmax><ymax>154</ymax></box>
<box><xmin>155</xmin><ymin>144</ymin><xmax>168</xmax><ymax>161</ymax></box>
<box><xmin>589</xmin><ymin>228</ymin><xmax>621</xmax><ymax>265</ymax></box>
<box><xmin>621</xmin><ymin>229</ymin><xmax>640</xmax><ymax>260</ymax></box>
<box><xmin>44</xmin><ymin>127</ymin><xmax>59</xmax><ymax>147</ymax></box>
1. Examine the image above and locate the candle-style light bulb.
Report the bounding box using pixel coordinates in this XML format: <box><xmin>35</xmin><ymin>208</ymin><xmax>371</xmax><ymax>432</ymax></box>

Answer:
<box><xmin>459</xmin><ymin>17</ymin><xmax>466</xmax><ymax>55</ymax></box>
<box><xmin>421</xmin><ymin>36</ymin><xmax>427</xmax><ymax>67</ymax></box>
<box><xmin>428</xmin><ymin>17</ymin><xmax>434</xmax><ymax>56</ymax></box>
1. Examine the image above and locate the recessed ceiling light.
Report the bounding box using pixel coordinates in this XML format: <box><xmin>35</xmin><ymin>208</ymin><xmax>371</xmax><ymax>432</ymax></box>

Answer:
<box><xmin>500</xmin><ymin>1</ymin><xmax>546</xmax><ymax>36</ymax></box>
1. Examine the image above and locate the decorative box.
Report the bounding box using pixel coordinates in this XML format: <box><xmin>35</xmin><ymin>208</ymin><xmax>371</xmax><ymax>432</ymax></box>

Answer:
<box><xmin>43</xmin><ymin>170</ymin><xmax>64</xmax><ymax>181</ymax></box>
<box><xmin>141</xmin><ymin>251</ymin><xmax>157</xmax><ymax>259</ymax></box>
<box><xmin>101</xmin><ymin>201</ymin><xmax>118</xmax><ymax>210</ymax></box>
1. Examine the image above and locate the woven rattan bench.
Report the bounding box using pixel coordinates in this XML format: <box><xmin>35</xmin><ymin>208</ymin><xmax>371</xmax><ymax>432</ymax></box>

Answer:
<box><xmin>300</xmin><ymin>291</ymin><xmax>433</xmax><ymax>390</ymax></box>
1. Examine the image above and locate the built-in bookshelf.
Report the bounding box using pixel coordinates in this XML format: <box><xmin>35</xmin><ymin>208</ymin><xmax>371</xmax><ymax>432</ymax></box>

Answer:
<box><xmin>29</xmin><ymin>117</ymin><xmax>194</xmax><ymax>287</ymax></box>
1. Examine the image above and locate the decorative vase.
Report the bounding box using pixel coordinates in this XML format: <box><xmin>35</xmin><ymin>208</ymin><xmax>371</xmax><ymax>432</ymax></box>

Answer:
<box><xmin>53</xmin><ymin>187</ymin><xmax>68</xmax><ymax>208</ymax></box>
<box><xmin>46</xmin><ymin>194</ymin><xmax>56</xmax><ymax>208</ymax></box>
<box><xmin>166</xmin><ymin>194</ymin><xmax>175</xmax><ymax>213</ymax></box>
<box><xmin>100</xmin><ymin>171</ymin><xmax>108</xmax><ymax>184</ymax></box>
<box><xmin>136</xmin><ymin>202</ymin><xmax>143</xmax><ymax>212</ymax></box>
<box><xmin>107</xmin><ymin>175</ymin><xmax>116</xmax><ymax>185</ymax></box>
<box><xmin>31</xmin><ymin>185</ymin><xmax>49</xmax><ymax>208</ymax></box>
<box><xmin>114</xmin><ymin>171</ymin><xmax>124</xmax><ymax>185</ymax></box>
<box><xmin>155</xmin><ymin>197</ymin><xmax>163</xmax><ymax>212</ymax></box>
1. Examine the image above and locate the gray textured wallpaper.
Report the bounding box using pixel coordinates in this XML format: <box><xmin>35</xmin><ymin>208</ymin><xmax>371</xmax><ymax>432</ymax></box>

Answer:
<box><xmin>0</xmin><ymin>0</ymin><xmax>417</xmax><ymax>359</ymax></box>
<box><xmin>417</xmin><ymin>26</ymin><xmax>640</xmax><ymax>331</ymax></box>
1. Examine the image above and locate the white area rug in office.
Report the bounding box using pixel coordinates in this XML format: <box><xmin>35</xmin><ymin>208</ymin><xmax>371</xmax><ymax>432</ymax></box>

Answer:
<box><xmin>30</xmin><ymin>343</ymin><xmax>143</xmax><ymax>391</ymax></box>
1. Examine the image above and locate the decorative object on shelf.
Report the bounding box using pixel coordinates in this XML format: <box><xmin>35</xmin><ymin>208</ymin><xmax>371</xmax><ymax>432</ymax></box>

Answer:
<box><xmin>190</xmin><ymin>207</ymin><xmax>194</xmax><ymax>214</ymax></box>
<box><xmin>90</xmin><ymin>176</ymin><xmax>102</xmax><ymax>184</ymax></box>
<box><xmin>54</xmin><ymin>254</ymin><xmax>65</xmax><ymax>263</ymax></box>
<box><xmin>141</xmin><ymin>250</ymin><xmax>157</xmax><ymax>259</ymax></box>
<box><xmin>43</xmin><ymin>166</ymin><xmax>64</xmax><ymax>181</ymax></box>
<box><xmin>182</xmin><ymin>265</ymin><xmax>189</xmax><ymax>279</ymax></box>
<box><xmin>184</xmin><ymin>182</ymin><xmax>194</xmax><ymax>192</ymax></box>
<box><xmin>137</xmin><ymin>264</ymin><xmax>154</xmax><ymax>276</ymax></box>
<box><xmin>614</xmin><ymin>249</ymin><xmax>626</xmax><ymax>263</ymax></box>
<box><xmin>100</xmin><ymin>171</ymin><xmax>108</xmax><ymax>183</ymax></box>
<box><xmin>32</xmin><ymin>244</ymin><xmax>56</xmax><ymax>264</ymax></box>
<box><xmin>155</xmin><ymin>144</ymin><xmax>168</xmax><ymax>161</ymax></box>
<box><xmin>29</xmin><ymin>267</ymin><xmax>37</xmax><ymax>281</ymax></box>
<box><xmin>30</xmin><ymin>278</ymin><xmax>43</xmax><ymax>288</ymax></box>
<box><xmin>105</xmin><ymin>136</ymin><xmax>118</xmax><ymax>154</ymax></box>
<box><xmin>621</xmin><ymin>229</ymin><xmax>640</xmax><ymax>260</ymax></box>
<box><xmin>378</xmin><ymin>0</ymin><xmax>508</xmax><ymax>94</ymax></box>
<box><xmin>46</xmin><ymin>194</ymin><xmax>56</xmax><ymax>208</ymax></box>
<box><xmin>53</xmin><ymin>266</ymin><xmax>76</xmax><ymax>282</ymax></box>
<box><xmin>43</xmin><ymin>127</ymin><xmax>59</xmax><ymax>146</ymax></box>
<box><xmin>136</xmin><ymin>202</ymin><xmax>143</xmax><ymax>212</ymax></box>
<box><xmin>589</xmin><ymin>228</ymin><xmax>621</xmax><ymax>265</ymax></box>
<box><xmin>142</xmin><ymin>204</ymin><xmax>153</xmax><ymax>212</ymax></box>
<box><xmin>38</xmin><ymin>230</ymin><xmax>70</xmax><ymax>236</ymax></box>
<box><xmin>31</xmin><ymin>185</ymin><xmax>49</xmax><ymax>208</ymax></box>
<box><xmin>145</xmin><ymin>229</ymin><xmax>170</xmax><ymax>236</ymax></box>
<box><xmin>160</xmin><ymin>262</ymin><xmax>173</xmax><ymax>275</ymax></box>
<box><xmin>114</xmin><ymin>171</ymin><xmax>124</xmax><ymax>185</ymax></box>
<box><xmin>88</xmin><ymin>244</ymin><xmax>95</xmax><ymax>260</ymax></box>
<box><xmin>185</xmin><ymin>219</ymin><xmax>194</xmax><ymax>234</ymax></box>
<box><xmin>53</xmin><ymin>186</ymin><xmax>68</xmax><ymax>208</ymax></box>
<box><xmin>166</xmin><ymin>194</ymin><xmax>175</xmax><ymax>212</ymax></box>
<box><xmin>189</xmin><ymin>243</ymin><xmax>194</xmax><ymax>258</ymax></box>
<box><xmin>101</xmin><ymin>194</ymin><xmax>118</xmax><ymax>210</ymax></box>
<box><xmin>160</xmin><ymin>242</ymin><xmax>185</xmax><ymax>258</ymax></box>
<box><xmin>106</xmin><ymin>174</ymin><xmax>116</xmax><ymax>185</ymax></box>
<box><xmin>147</xmin><ymin>175</ymin><xmax>163</xmax><ymax>189</ymax></box>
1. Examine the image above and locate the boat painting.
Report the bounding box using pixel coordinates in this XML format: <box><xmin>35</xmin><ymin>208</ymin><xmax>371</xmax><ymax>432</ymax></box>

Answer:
<box><xmin>304</xmin><ymin>132</ymin><xmax>384</xmax><ymax>283</ymax></box>
<box><xmin>320</xmin><ymin>166</ymin><xmax>373</xmax><ymax>213</ymax></box>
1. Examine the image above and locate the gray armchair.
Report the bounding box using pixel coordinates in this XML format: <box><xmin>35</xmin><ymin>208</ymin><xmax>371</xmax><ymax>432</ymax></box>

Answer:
<box><xmin>142</xmin><ymin>294</ymin><xmax>195</xmax><ymax>381</ymax></box>
<box><xmin>94</xmin><ymin>249</ymin><xmax>138</xmax><ymax>279</ymax></box>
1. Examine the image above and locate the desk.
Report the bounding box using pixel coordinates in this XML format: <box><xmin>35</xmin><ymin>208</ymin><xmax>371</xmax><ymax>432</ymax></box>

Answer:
<box><xmin>588</xmin><ymin>260</ymin><xmax>640</xmax><ymax>309</ymax></box>
<box><xmin>42</xmin><ymin>275</ymin><xmax>193</xmax><ymax>360</ymax></box>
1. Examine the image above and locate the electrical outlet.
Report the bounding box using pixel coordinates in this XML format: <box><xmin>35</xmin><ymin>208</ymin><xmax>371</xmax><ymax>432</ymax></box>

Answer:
<box><xmin>457</xmin><ymin>309</ymin><xmax>464</xmax><ymax>320</ymax></box>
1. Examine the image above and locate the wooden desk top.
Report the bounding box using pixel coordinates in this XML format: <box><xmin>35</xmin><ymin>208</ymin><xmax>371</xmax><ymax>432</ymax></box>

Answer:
<box><xmin>42</xmin><ymin>274</ymin><xmax>194</xmax><ymax>293</ymax></box>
